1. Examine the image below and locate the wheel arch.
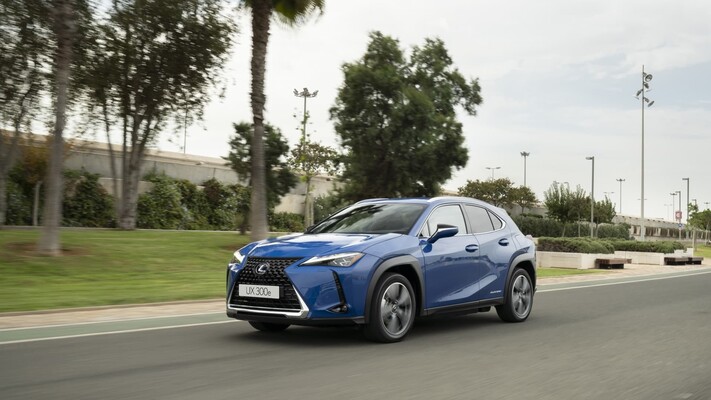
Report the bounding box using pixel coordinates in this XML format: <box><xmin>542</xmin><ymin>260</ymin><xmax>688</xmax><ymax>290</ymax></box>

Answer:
<box><xmin>505</xmin><ymin>253</ymin><xmax>536</xmax><ymax>299</ymax></box>
<box><xmin>364</xmin><ymin>255</ymin><xmax>424</xmax><ymax>324</ymax></box>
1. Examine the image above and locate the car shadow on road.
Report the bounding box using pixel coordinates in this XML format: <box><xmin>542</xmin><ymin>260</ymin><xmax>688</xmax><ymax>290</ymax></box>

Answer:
<box><xmin>227</xmin><ymin>312</ymin><xmax>511</xmax><ymax>346</ymax></box>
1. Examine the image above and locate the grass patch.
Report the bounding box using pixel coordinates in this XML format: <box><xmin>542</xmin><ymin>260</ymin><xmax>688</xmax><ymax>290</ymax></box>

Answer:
<box><xmin>537</xmin><ymin>267</ymin><xmax>608</xmax><ymax>278</ymax></box>
<box><xmin>695</xmin><ymin>245</ymin><xmax>711</xmax><ymax>258</ymax></box>
<box><xmin>0</xmin><ymin>229</ymin><xmax>250</xmax><ymax>312</ymax></box>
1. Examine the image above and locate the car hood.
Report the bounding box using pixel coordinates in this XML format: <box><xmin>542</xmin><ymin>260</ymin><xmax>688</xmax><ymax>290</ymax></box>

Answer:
<box><xmin>245</xmin><ymin>233</ymin><xmax>401</xmax><ymax>260</ymax></box>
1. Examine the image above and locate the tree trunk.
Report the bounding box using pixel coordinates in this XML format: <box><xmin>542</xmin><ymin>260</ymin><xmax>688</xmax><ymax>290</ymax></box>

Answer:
<box><xmin>304</xmin><ymin>176</ymin><xmax>313</xmax><ymax>227</ymax></box>
<box><xmin>38</xmin><ymin>0</ymin><xmax>75</xmax><ymax>256</ymax></box>
<box><xmin>248</xmin><ymin>1</ymin><xmax>272</xmax><ymax>241</ymax></box>
<box><xmin>118</xmin><ymin>157</ymin><xmax>142</xmax><ymax>229</ymax></box>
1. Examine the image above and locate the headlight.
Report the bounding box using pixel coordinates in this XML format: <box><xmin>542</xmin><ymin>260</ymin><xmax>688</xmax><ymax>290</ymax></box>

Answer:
<box><xmin>230</xmin><ymin>247</ymin><xmax>247</xmax><ymax>264</ymax></box>
<box><xmin>301</xmin><ymin>252</ymin><xmax>364</xmax><ymax>267</ymax></box>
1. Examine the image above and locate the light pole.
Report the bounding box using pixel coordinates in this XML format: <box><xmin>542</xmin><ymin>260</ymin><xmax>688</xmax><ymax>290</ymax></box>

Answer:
<box><xmin>586</xmin><ymin>156</ymin><xmax>595</xmax><ymax>237</ymax></box>
<box><xmin>293</xmin><ymin>87</ymin><xmax>318</xmax><ymax>142</ymax></box>
<box><xmin>616</xmin><ymin>178</ymin><xmax>625</xmax><ymax>214</ymax></box>
<box><xmin>486</xmin><ymin>166</ymin><xmax>501</xmax><ymax>180</ymax></box>
<box><xmin>635</xmin><ymin>66</ymin><xmax>654</xmax><ymax>240</ymax></box>
<box><xmin>682</xmin><ymin>178</ymin><xmax>690</xmax><ymax>224</ymax></box>
<box><xmin>664</xmin><ymin>203</ymin><xmax>672</xmax><ymax>221</ymax></box>
<box><xmin>705</xmin><ymin>202</ymin><xmax>710</xmax><ymax>210</ymax></box>
<box><xmin>677</xmin><ymin>190</ymin><xmax>682</xmax><ymax>239</ymax></box>
<box><xmin>520</xmin><ymin>152</ymin><xmax>530</xmax><ymax>187</ymax></box>
<box><xmin>671</xmin><ymin>192</ymin><xmax>678</xmax><ymax>219</ymax></box>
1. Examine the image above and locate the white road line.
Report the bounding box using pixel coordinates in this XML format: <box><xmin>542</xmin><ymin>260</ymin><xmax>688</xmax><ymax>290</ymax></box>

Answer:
<box><xmin>0</xmin><ymin>311</ymin><xmax>224</xmax><ymax>332</ymax></box>
<box><xmin>3</xmin><ymin>269</ymin><xmax>711</xmax><ymax>345</ymax></box>
<box><xmin>538</xmin><ymin>269</ymin><xmax>711</xmax><ymax>293</ymax></box>
<box><xmin>0</xmin><ymin>320</ymin><xmax>235</xmax><ymax>346</ymax></box>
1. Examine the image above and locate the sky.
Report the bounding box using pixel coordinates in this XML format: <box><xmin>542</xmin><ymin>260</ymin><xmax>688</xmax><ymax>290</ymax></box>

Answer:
<box><xmin>156</xmin><ymin>0</ymin><xmax>711</xmax><ymax>223</ymax></box>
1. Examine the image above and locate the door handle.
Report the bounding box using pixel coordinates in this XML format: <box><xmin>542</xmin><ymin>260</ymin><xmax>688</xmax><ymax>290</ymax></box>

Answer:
<box><xmin>498</xmin><ymin>238</ymin><xmax>509</xmax><ymax>246</ymax></box>
<box><xmin>465</xmin><ymin>244</ymin><xmax>479</xmax><ymax>252</ymax></box>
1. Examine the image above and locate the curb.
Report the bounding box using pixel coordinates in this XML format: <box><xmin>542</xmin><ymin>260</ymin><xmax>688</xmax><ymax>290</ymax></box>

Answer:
<box><xmin>0</xmin><ymin>298</ymin><xmax>223</xmax><ymax>318</ymax></box>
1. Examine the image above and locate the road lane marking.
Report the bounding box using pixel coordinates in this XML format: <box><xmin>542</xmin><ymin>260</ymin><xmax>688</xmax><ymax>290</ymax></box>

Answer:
<box><xmin>0</xmin><ymin>320</ymin><xmax>234</xmax><ymax>345</ymax></box>
<box><xmin>2</xmin><ymin>269</ymin><xmax>711</xmax><ymax>345</ymax></box>
<box><xmin>0</xmin><ymin>311</ymin><xmax>224</xmax><ymax>332</ymax></box>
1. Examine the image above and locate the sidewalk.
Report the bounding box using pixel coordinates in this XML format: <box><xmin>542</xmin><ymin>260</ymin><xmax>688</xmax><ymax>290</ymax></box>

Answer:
<box><xmin>1</xmin><ymin>262</ymin><xmax>710</xmax><ymax>330</ymax></box>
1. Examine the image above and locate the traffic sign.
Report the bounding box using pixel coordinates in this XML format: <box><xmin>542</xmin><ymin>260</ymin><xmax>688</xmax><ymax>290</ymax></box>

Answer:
<box><xmin>678</xmin><ymin>223</ymin><xmax>683</xmax><ymax>229</ymax></box>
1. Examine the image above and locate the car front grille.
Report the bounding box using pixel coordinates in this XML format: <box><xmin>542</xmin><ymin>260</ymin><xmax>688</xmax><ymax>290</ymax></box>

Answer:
<box><xmin>230</xmin><ymin>257</ymin><xmax>302</xmax><ymax>311</ymax></box>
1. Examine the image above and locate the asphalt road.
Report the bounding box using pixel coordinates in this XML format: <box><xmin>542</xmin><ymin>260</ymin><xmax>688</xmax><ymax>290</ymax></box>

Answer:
<box><xmin>2</xmin><ymin>272</ymin><xmax>711</xmax><ymax>400</ymax></box>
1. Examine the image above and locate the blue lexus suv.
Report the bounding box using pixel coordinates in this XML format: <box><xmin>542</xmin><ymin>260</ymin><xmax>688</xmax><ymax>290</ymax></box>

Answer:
<box><xmin>226</xmin><ymin>197</ymin><xmax>536</xmax><ymax>342</ymax></box>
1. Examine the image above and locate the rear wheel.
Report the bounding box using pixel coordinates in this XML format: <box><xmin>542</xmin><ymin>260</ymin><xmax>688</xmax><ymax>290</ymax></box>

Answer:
<box><xmin>248</xmin><ymin>321</ymin><xmax>290</xmax><ymax>332</ymax></box>
<box><xmin>364</xmin><ymin>273</ymin><xmax>416</xmax><ymax>343</ymax></box>
<box><xmin>496</xmin><ymin>268</ymin><xmax>533</xmax><ymax>322</ymax></box>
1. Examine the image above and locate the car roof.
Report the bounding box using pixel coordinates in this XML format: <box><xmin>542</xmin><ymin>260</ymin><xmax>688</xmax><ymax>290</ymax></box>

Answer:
<box><xmin>355</xmin><ymin>196</ymin><xmax>492</xmax><ymax>208</ymax></box>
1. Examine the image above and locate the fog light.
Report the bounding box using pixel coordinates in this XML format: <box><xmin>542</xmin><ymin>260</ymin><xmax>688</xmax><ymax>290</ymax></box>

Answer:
<box><xmin>328</xmin><ymin>305</ymin><xmax>348</xmax><ymax>313</ymax></box>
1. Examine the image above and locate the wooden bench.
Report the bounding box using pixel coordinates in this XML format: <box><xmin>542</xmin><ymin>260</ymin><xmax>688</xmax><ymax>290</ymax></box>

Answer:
<box><xmin>595</xmin><ymin>258</ymin><xmax>630</xmax><ymax>269</ymax></box>
<box><xmin>664</xmin><ymin>256</ymin><xmax>689</xmax><ymax>266</ymax></box>
<box><xmin>688</xmin><ymin>257</ymin><xmax>703</xmax><ymax>265</ymax></box>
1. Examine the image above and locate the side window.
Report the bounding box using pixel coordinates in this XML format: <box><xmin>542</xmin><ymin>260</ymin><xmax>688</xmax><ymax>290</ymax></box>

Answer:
<box><xmin>424</xmin><ymin>205</ymin><xmax>467</xmax><ymax>236</ymax></box>
<box><xmin>465</xmin><ymin>205</ymin><xmax>495</xmax><ymax>233</ymax></box>
<box><xmin>488</xmin><ymin>211</ymin><xmax>504</xmax><ymax>230</ymax></box>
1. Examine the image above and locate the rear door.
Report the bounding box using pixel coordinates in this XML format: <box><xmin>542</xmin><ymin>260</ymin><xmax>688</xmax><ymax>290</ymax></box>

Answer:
<box><xmin>464</xmin><ymin>205</ymin><xmax>513</xmax><ymax>300</ymax></box>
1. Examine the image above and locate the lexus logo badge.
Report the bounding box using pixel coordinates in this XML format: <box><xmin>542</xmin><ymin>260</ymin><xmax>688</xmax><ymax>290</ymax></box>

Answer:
<box><xmin>255</xmin><ymin>263</ymin><xmax>270</xmax><ymax>275</ymax></box>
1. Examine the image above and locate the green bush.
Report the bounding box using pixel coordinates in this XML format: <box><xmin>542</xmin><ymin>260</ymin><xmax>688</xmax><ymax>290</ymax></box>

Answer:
<box><xmin>63</xmin><ymin>170</ymin><xmax>115</xmax><ymax>227</ymax></box>
<box><xmin>137</xmin><ymin>175</ymin><xmax>185</xmax><ymax>229</ymax></box>
<box><xmin>537</xmin><ymin>237</ymin><xmax>615</xmax><ymax>254</ymax></box>
<box><xmin>597</xmin><ymin>223</ymin><xmax>631</xmax><ymax>240</ymax></box>
<box><xmin>269</xmin><ymin>212</ymin><xmax>305</xmax><ymax>232</ymax></box>
<box><xmin>610</xmin><ymin>240</ymin><xmax>685</xmax><ymax>254</ymax></box>
<box><xmin>5</xmin><ymin>179</ymin><xmax>31</xmax><ymax>225</ymax></box>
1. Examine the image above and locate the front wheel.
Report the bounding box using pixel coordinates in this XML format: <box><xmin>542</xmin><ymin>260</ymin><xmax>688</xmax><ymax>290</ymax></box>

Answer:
<box><xmin>248</xmin><ymin>321</ymin><xmax>290</xmax><ymax>332</ymax></box>
<box><xmin>496</xmin><ymin>268</ymin><xmax>534</xmax><ymax>322</ymax></box>
<box><xmin>364</xmin><ymin>273</ymin><xmax>416</xmax><ymax>343</ymax></box>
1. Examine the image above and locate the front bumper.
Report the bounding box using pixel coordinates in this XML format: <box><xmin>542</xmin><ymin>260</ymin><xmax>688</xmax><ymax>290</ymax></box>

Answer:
<box><xmin>226</xmin><ymin>254</ymin><xmax>380</xmax><ymax>323</ymax></box>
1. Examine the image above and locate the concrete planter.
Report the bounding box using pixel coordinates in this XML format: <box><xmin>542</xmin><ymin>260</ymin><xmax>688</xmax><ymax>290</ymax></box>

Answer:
<box><xmin>536</xmin><ymin>251</ymin><xmax>613</xmax><ymax>270</ymax></box>
<box><xmin>613</xmin><ymin>251</ymin><xmax>665</xmax><ymax>265</ymax></box>
<box><xmin>613</xmin><ymin>250</ymin><xmax>693</xmax><ymax>265</ymax></box>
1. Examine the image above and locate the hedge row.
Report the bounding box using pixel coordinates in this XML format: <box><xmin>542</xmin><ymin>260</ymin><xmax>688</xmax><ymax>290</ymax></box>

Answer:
<box><xmin>537</xmin><ymin>237</ymin><xmax>615</xmax><ymax>254</ymax></box>
<box><xmin>537</xmin><ymin>237</ymin><xmax>686</xmax><ymax>254</ymax></box>
<box><xmin>609</xmin><ymin>240</ymin><xmax>685</xmax><ymax>254</ymax></box>
<box><xmin>512</xmin><ymin>215</ymin><xmax>630</xmax><ymax>239</ymax></box>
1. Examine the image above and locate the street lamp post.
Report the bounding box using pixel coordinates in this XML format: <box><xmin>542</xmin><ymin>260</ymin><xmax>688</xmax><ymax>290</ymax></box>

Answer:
<box><xmin>677</xmin><ymin>190</ymin><xmax>682</xmax><ymax>239</ymax></box>
<box><xmin>682</xmin><ymin>178</ymin><xmax>690</xmax><ymax>224</ymax></box>
<box><xmin>671</xmin><ymin>192</ymin><xmax>678</xmax><ymax>219</ymax></box>
<box><xmin>616</xmin><ymin>178</ymin><xmax>625</xmax><ymax>214</ymax></box>
<box><xmin>486</xmin><ymin>166</ymin><xmax>501</xmax><ymax>180</ymax></box>
<box><xmin>635</xmin><ymin>66</ymin><xmax>654</xmax><ymax>240</ymax></box>
<box><xmin>586</xmin><ymin>156</ymin><xmax>595</xmax><ymax>237</ymax></box>
<box><xmin>664</xmin><ymin>203</ymin><xmax>672</xmax><ymax>221</ymax></box>
<box><xmin>520</xmin><ymin>152</ymin><xmax>530</xmax><ymax>187</ymax></box>
<box><xmin>293</xmin><ymin>87</ymin><xmax>318</xmax><ymax>142</ymax></box>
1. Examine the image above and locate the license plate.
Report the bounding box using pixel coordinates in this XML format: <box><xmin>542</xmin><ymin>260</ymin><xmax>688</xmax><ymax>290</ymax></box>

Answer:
<box><xmin>238</xmin><ymin>284</ymin><xmax>280</xmax><ymax>299</ymax></box>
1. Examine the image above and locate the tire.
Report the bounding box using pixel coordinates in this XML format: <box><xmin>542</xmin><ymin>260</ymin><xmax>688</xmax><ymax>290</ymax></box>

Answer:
<box><xmin>364</xmin><ymin>273</ymin><xmax>416</xmax><ymax>343</ymax></box>
<box><xmin>496</xmin><ymin>268</ymin><xmax>534</xmax><ymax>323</ymax></box>
<box><xmin>248</xmin><ymin>321</ymin><xmax>290</xmax><ymax>332</ymax></box>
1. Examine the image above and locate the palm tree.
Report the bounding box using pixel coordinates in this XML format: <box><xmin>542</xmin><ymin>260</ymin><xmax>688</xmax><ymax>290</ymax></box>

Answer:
<box><xmin>244</xmin><ymin>0</ymin><xmax>324</xmax><ymax>241</ymax></box>
<box><xmin>37</xmin><ymin>0</ymin><xmax>76</xmax><ymax>255</ymax></box>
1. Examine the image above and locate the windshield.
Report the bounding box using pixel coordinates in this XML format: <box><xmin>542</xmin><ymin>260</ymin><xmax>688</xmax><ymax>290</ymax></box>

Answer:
<box><xmin>308</xmin><ymin>203</ymin><xmax>426</xmax><ymax>235</ymax></box>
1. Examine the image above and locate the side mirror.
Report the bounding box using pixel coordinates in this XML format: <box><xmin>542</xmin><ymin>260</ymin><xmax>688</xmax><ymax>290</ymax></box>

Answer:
<box><xmin>427</xmin><ymin>224</ymin><xmax>458</xmax><ymax>243</ymax></box>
